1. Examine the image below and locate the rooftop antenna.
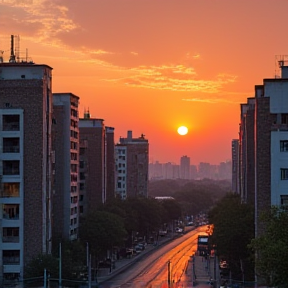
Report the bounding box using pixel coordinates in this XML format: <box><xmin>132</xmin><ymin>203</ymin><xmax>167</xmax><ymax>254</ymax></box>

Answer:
<box><xmin>9</xmin><ymin>35</ymin><xmax>16</xmax><ymax>63</ymax></box>
<box><xmin>0</xmin><ymin>50</ymin><xmax>3</xmax><ymax>63</ymax></box>
<box><xmin>14</xmin><ymin>35</ymin><xmax>20</xmax><ymax>62</ymax></box>
<box><xmin>84</xmin><ymin>108</ymin><xmax>90</xmax><ymax>119</ymax></box>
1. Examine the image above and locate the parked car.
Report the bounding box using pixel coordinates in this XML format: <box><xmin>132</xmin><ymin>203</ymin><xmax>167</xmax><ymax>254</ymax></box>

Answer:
<box><xmin>175</xmin><ymin>227</ymin><xmax>183</xmax><ymax>233</ymax></box>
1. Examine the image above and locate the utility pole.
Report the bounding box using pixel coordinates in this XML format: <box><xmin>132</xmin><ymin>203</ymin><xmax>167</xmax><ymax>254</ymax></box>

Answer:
<box><xmin>44</xmin><ymin>269</ymin><xmax>47</xmax><ymax>288</ymax></box>
<box><xmin>168</xmin><ymin>260</ymin><xmax>171</xmax><ymax>287</ymax></box>
<box><xmin>59</xmin><ymin>242</ymin><xmax>62</xmax><ymax>287</ymax></box>
<box><xmin>88</xmin><ymin>254</ymin><xmax>92</xmax><ymax>288</ymax></box>
<box><xmin>214</xmin><ymin>251</ymin><xmax>217</xmax><ymax>288</ymax></box>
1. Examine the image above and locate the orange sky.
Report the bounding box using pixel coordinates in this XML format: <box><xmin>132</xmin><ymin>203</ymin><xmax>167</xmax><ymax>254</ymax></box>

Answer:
<box><xmin>1</xmin><ymin>0</ymin><xmax>288</xmax><ymax>165</ymax></box>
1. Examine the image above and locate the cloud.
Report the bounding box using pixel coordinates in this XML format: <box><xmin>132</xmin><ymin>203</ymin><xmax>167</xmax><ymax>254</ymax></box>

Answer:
<box><xmin>105</xmin><ymin>65</ymin><xmax>238</xmax><ymax>93</ymax></box>
<box><xmin>182</xmin><ymin>98</ymin><xmax>241</xmax><ymax>104</ymax></box>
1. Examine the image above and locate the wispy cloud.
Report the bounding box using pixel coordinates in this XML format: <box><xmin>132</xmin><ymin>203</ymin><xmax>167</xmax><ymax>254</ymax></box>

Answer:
<box><xmin>182</xmin><ymin>98</ymin><xmax>242</xmax><ymax>104</ymax></box>
<box><xmin>106</xmin><ymin>65</ymin><xmax>237</xmax><ymax>93</ymax></box>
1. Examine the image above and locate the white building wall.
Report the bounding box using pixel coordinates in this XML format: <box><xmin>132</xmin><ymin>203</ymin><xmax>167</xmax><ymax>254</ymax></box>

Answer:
<box><xmin>115</xmin><ymin>146</ymin><xmax>127</xmax><ymax>199</ymax></box>
<box><xmin>265</xmin><ymin>81</ymin><xmax>288</xmax><ymax>113</ymax></box>
<box><xmin>0</xmin><ymin>109</ymin><xmax>24</xmax><ymax>275</ymax></box>
<box><xmin>271</xmin><ymin>131</ymin><xmax>288</xmax><ymax>205</ymax></box>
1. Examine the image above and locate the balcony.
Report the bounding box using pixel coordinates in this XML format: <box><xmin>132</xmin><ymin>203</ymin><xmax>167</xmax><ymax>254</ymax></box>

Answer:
<box><xmin>3</xmin><ymin>256</ymin><xmax>20</xmax><ymax>265</ymax></box>
<box><xmin>3</xmin><ymin>204</ymin><xmax>20</xmax><ymax>220</ymax></box>
<box><xmin>0</xmin><ymin>183</ymin><xmax>20</xmax><ymax>198</ymax></box>
<box><xmin>3</xmin><ymin>250</ymin><xmax>20</xmax><ymax>265</ymax></box>
<box><xmin>2</xmin><ymin>115</ymin><xmax>20</xmax><ymax>131</ymax></box>
<box><xmin>271</xmin><ymin>123</ymin><xmax>288</xmax><ymax>131</ymax></box>
<box><xmin>2</xmin><ymin>236</ymin><xmax>19</xmax><ymax>243</ymax></box>
<box><xmin>3</xmin><ymin>228</ymin><xmax>19</xmax><ymax>243</ymax></box>
<box><xmin>3</xmin><ymin>161</ymin><xmax>20</xmax><ymax>176</ymax></box>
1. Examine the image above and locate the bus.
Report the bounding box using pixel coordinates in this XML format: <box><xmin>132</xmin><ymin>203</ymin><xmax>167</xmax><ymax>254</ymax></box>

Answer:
<box><xmin>197</xmin><ymin>234</ymin><xmax>209</xmax><ymax>256</ymax></box>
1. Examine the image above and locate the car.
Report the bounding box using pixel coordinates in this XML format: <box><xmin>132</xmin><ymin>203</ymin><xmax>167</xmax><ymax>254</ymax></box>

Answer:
<box><xmin>175</xmin><ymin>227</ymin><xmax>183</xmax><ymax>233</ymax></box>
<box><xmin>134</xmin><ymin>246</ymin><xmax>142</xmax><ymax>254</ymax></box>
<box><xmin>159</xmin><ymin>230</ymin><xmax>168</xmax><ymax>236</ymax></box>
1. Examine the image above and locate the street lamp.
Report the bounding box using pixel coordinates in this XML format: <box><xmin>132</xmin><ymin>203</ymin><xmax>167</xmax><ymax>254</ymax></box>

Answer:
<box><xmin>167</xmin><ymin>260</ymin><xmax>171</xmax><ymax>287</ymax></box>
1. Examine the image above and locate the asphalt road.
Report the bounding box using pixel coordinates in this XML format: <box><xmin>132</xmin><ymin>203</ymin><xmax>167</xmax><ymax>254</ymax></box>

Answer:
<box><xmin>99</xmin><ymin>225</ymin><xmax>212</xmax><ymax>288</ymax></box>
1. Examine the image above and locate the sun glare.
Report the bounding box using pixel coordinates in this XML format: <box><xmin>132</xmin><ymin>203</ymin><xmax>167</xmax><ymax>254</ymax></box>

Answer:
<box><xmin>177</xmin><ymin>126</ymin><xmax>188</xmax><ymax>135</ymax></box>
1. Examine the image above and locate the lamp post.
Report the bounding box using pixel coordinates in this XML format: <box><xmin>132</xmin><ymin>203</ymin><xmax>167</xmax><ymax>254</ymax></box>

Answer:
<box><xmin>59</xmin><ymin>243</ymin><xmax>62</xmax><ymax>287</ymax></box>
<box><xmin>168</xmin><ymin>260</ymin><xmax>171</xmax><ymax>286</ymax></box>
<box><xmin>213</xmin><ymin>246</ymin><xmax>217</xmax><ymax>288</ymax></box>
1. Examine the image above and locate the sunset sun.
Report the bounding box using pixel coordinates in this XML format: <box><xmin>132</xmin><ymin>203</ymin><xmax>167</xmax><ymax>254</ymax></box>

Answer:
<box><xmin>177</xmin><ymin>126</ymin><xmax>188</xmax><ymax>135</ymax></box>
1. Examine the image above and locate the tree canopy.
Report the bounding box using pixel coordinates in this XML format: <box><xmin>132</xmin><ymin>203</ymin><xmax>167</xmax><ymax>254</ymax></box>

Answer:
<box><xmin>208</xmin><ymin>193</ymin><xmax>255</xmax><ymax>281</ymax></box>
<box><xmin>249</xmin><ymin>206</ymin><xmax>288</xmax><ymax>288</ymax></box>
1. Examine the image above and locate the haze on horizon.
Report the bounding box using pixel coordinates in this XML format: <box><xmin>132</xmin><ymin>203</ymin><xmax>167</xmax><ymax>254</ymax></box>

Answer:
<box><xmin>1</xmin><ymin>0</ymin><xmax>288</xmax><ymax>165</ymax></box>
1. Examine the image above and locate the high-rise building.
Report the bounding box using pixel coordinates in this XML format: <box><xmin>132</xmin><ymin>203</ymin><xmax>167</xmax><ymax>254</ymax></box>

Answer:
<box><xmin>198</xmin><ymin>162</ymin><xmax>211</xmax><ymax>179</ymax></box>
<box><xmin>190</xmin><ymin>164</ymin><xmax>198</xmax><ymax>180</ymax></box>
<box><xmin>0</xmin><ymin>60</ymin><xmax>53</xmax><ymax>282</ymax></box>
<box><xmin>115</xmin><ymin>131</ymin><xmax>149</xmax><ymax>199</ymax></box>
<box><xmin>239</xmin><ymin>98</ymin><xmax>255</xmax><ymax>204</ymax></box>
<box><xmin>52</xmin><ymin>93</ymin><xmax>80</xmax><ymax>241</ymax></box>
<box><xmin>105</xmin><ymin>126</ymin><xmax>116</xmax><ymax>201</ymax></box>
<box><xmin>79</xmin><ymin>112</ymin><xmax>105</xmax><ymax>213</ymax></box>
<box><xmin>238</xmin><ymin>57</ymin><xmax>288</xmax><ymax>240</ymax></box>
<box><xmin>231</xmin><ymin>139</ymin><xmax>240</xmax><ymax>193</ymax></box>
<box><xmin>180</xmin><ymin>155</ymin><xmax>190</xmax><ymax>179</ymax></box>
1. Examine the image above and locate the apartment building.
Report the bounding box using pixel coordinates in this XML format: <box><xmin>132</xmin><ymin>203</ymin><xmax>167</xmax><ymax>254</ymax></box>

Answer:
<box><xmin>79</xmin><ymin>112</ymin><xmax>105</xmax><ymax>213</ymax></box>
<box><xmin>115</xmin><ymin>131</ymin><xmax>149</xmax><ymax>199</ymax></box>
<box><xmin>237</xmin><ymin>58</ymin><xmax>288</xmax><ymax>237</ymax></box>
<box><xmin>239</xmin><ymin>98</ymin><xmax>255</xmax><ymax>204</ymax></box>
<box><xmin>0</xmin><ymin>62</ymin><xmax>53</xmax><ymax>282</ymax></box>
<box><xmin>105</xmin><ymin>126</ymin><xmax>115</xmax><ymax>202</ymax></box>
<box><xmin>231</xmin><ymin>139</ymin><xmax>240</xmax><ymax>194</ymax></box>
<box><xmin>52</xmin><ymin>93</ymin><xmax>80</xmax><ymax>241</ymax></box>
<box><xmin>180</xmin><ymin>155</ymin><xmax>190</xmax><ymax>179</ymax></box>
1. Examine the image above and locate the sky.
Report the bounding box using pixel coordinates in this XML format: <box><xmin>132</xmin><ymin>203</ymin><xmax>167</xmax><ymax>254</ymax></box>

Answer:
<box><xmin>1</xmin><ymin>0</ymin><xmax>288</xmax><ymax>165</ymax></box>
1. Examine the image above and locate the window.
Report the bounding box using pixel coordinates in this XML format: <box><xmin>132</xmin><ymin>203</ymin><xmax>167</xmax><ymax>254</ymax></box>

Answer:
<box><xmin>281</xmin><ymin>168</ymin><xmax>288</xmax><ymax>180</ymax></box>
<box><xmin>3</xmin><ymin>204</ymin><xmax>19</xmax><ymax>219</ymax></box>
<box><xmin>281</xmin><ymin>113</ymin><xmax>288</xmax><ymax>124</ymax></box>
<box><xmin>3</xmin><ymin>138</ymin><xmax>20</xmax><ymax>153</ymax></box>
<box><xmin>3</xmin><ymin>250</ymin><xmax>20</xmax><ymax>265</ymax></box>
<box><xmin>3</xmin><ymin>161</ymin><xmax>20</xmax><ymax>175</ymax></box>
<box><xmin>280</xmin><ymin>140</ymin><xmax>288</xmax><ymax>152</ymax></box>
<box><xmin>3</xmin><ymin>228</ymin><xmax>19</xmax><ymax>243</ymax></box>
<box><xmin>2</xmin><ymin>115</ymin><xmax>20</xmax><ymax>131</ymax></box>
<box><xmin>281</xmin><ymin>195</ymin><xmax>288</xmax><ymax>206</ymax></box>
<box><xmin>1</xmin><ymin>183</ymin><xmax>20</xmax><ymax>197</ymax></box>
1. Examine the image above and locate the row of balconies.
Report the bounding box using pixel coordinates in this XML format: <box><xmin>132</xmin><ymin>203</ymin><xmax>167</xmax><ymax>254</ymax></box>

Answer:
<box><xmin>271</xmin><ymin>123</ymin><xmax>288</xmax><ymax>131</ymax></box>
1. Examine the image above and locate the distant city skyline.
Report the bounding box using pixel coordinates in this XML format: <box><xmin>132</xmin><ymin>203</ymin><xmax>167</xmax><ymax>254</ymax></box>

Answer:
<box><xmin>149</xmin><ymin>157</ymin><xmax>231</xmax><ymax>166</ymax></box>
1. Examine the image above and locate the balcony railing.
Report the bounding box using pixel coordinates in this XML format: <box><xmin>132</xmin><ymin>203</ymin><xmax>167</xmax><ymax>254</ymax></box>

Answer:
<box><xmin>2</xmin><ymin>236</ymin><xmax>19</xmax><ymax>243</ymax></box>
<box><xmin>3</xmin><ymin>146</ymin><xmax>20</xmax><ymax>153</ymax></box>
<box><xmin>2</xmin><ymin>123</ymin><xmax>20</xmax><ymax>131</ymax></box>
<box><xmin>0</xmin><ymin>191</ymin><xmax>20</xmax><ymax>198</ymax></box>
<box><xmin>271</xmin><ymin>123</ymin><xmax>288</xmax><ymax>131</ymax></box>
<box><xmin>3</xmin><ymin>169</ymin><xmax>20</xmax><ymax>175</ymax></box>
<box><xmin>3</xmin><ymin>257</ymin><xmax>20</xmax><ymax>265</ymax></box>
<box><xmin>3</xmin><ymin>214</ymin><xmax>19</xmax><ymax>220</ymax></box>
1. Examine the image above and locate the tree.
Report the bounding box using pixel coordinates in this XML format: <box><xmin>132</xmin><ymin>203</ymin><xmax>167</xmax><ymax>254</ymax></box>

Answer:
<box><xmin>24</xmin><ymin>254</ymin><xmax>59</xmax><ymax>279</ymax></box>
<box><xmin>79</xmin><ymin>210</ymin><xmax>127</xmax><ymax>258</ymax></box>
<box><xmin>160</xmin><ymin>198</ymin><xmax>182</xmax><ymax>223</ymax></box>
<box><xmin>249</xmin><ymin>206</ymin><xmax>288</xmax><ymax>288</ymax></box>
<box><xmin>208</xmin><ymin>193</ymin><xmax>255</xmax><ymax>281</ymax></box>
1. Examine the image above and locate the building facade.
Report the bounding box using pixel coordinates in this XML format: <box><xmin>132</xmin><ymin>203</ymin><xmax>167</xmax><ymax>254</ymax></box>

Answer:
<box><xmin>115</xmin><ymin>131</ymin><xmax>149</xmax><ymax>199</ymax></box>
<box><xmin>180</xmin><ymin>155</ymin><xmax>190</xmax><ymax>179</ymax></box>
<box><xmin>52</xmin><ymin>93</ymin><xmax>80</xmax><ymax>241</ymax></box>
<box><xmin>0</xmin><ymin>62</ymin><xmax>53</xmax><ymax>282</ymax></box>
<box><xmin>79</xmin><ymin>113</ymin><xmax>105</xmax><ymax>213</ymax></box>
<box><xmin>237</xmin><ymin>58</ymin><xmax>288</xmax><ymax>240</ymax></box>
